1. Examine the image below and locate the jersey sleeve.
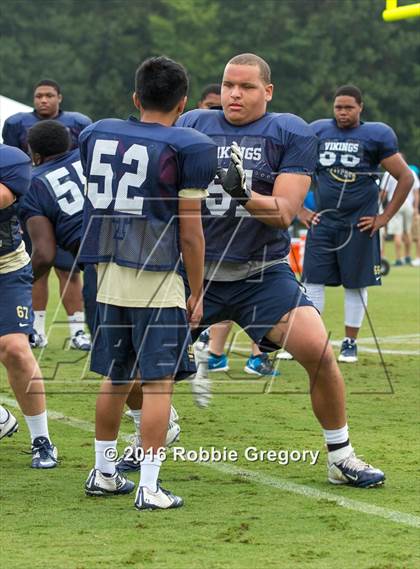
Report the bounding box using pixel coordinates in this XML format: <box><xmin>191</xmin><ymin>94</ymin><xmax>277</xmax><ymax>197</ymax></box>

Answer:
<box><xmin>2</xmin><ymin>118</ymin><xmax>21</xmax><ymax>148</ymax></box>
<box><xmin>377</xmin><ymin>125</ymin><xmax>398</xmax><ymax>162</ymax></box>
<box><xmin>19</xmin><ymin>178</ymin><xmax>50</xmax><ymax>224</ymax></box>
<box><xmin>78</xmin><ymin>123</ymin><xmax>95</xmax><ymax>175</ymax></box>
<box><xmin>279</xmin><ymin>129</ymin><xmax>318</xmax><ymax>175</ymax></box>
<box><xmin>178</xmin><ymin>141</ymin><xmax>218</xmax><ymax>191</ymax></box>
<box><xmin>0</xmin><ymin>148</ymin><xmax>31</xmax><ymax>197</ymax></box>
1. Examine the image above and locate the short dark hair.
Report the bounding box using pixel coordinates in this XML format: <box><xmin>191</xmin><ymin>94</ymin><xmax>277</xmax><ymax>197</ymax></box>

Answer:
<box><xmin>34</xmin><ymin>79</ymin><xmax>61</xmax><ymax>95</ymax></box>
<box><xmin>334</xmin><ymin>84</ymin><xmax>362</xmax><ymax>104</ymax></box>
<box><xmin>199</xmin><ymin>83</ymin><xmax>221</xmax><ymax>101</ymax></box>
<box><xmin>28</xmin><ymin>120</ymin><xmax>70</xmax><ymax>157</ymax></box>
<box><xmin>227</xmin><ymin>53</ymin><xmax>271</xmax><ymax>84</ymax></box>
<box><xmin>135</xmin><ymin>56</ymin><xmax>189</xmax><ymax>112</ymax></box>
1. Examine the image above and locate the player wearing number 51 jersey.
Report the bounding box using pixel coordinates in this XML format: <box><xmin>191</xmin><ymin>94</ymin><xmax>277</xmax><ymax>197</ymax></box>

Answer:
<box><xmin>79</xmin><ymin>56</ymin><xmax>217</xmax><ymax>510</ymax></box>
<box><xmin>19</xmin><ymin>120</ymin><xmax>96</xmax><ymax>336</ymax></box>
<box><xmin>301</xmin><ymin>85</ymin><xmax>413</xmax><ymax>363</ymax></box>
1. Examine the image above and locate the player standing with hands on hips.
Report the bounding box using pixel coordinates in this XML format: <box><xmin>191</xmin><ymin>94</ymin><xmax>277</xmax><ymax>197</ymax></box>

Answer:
<box><xmin>300</xmin><ymin>85</ymin><xmax>413</xmax><ymax>363</ymax></box>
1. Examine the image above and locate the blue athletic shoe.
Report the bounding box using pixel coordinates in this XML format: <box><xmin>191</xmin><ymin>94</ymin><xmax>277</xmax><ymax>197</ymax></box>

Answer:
<box><xmin>31</xmin><ymin>436</ymin><xmax>58</xmax><ymax>469</ymax></box>
<box><xmin>208</xmin><ymin>353</ymin><xmax>229</xmax><ymax>373</ymax></box>
<box><xmin>328</xmin><ymin>450</ymin><xmax>385</xmax><ymax>488</ymax></box>
<box><xmin>338</xmin><ymin>338</ymin><xmax>358</xmax><ymax>363</ymax></box>
<box><xmin>244</xmin><ymin>354</ymin><xmax>280</xmax><ymax>376</ymax></box>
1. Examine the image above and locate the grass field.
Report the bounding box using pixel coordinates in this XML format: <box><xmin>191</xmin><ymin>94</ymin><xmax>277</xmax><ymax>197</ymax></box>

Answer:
<box><xmin>1</xmin><ymin>256</ymin><xmax>419</xmax><ymax>569</ymax></box>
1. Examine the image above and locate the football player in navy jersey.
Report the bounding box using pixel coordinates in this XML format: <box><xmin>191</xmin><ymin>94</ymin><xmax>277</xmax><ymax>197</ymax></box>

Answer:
<box><xmin>20</xmin><ymin>120</ymin><xmax>183</xmax><ymax>467</ymax></box>
<box><xmin>178</xmin><ymin>53</ymin><xmax>386</xmax><ymax>488</ymax></box>
<box><xmin>3</xmin><ymin>79</ymin><xmax>92</xmax><ymax>350</ymax></box>
<box><xmin>0</xmin><ymin>144</ymin><xmax>57</xmax><ymax>468</ymax></box>
<box><xmin>301</xmin><ymin>85</ymin><xmax>413</xmax><ymax>363</ymax></box>
<box><xmin>79</xmin><ymin>56</ymin><xmax>217</xmax><ymax>509</ymax></box>
<box><xmin>19</xmin><ymin>120</ymin><xmax>95</xmax><ymax>341</ymax></box>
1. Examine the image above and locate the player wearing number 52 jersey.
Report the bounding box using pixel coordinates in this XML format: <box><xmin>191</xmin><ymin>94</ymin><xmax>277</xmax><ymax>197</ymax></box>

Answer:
<box><xmin>79</xmin><ymin>56</ymin><xmax>217</xmax><ymax>510</ymax></box>
<box><xmin>301</xmin><ymin>85</ymin><xmax>413</xmax><ymax>363</ymax></box>
<box><xmin>178</xmin><ymin>54</ymin><xmax>387</xmax><ymax>489</ymax></box>
<box><xmin>19</xmin><ymin>120</ymin><xmax>96</xmax><ymax>336</ymax></box>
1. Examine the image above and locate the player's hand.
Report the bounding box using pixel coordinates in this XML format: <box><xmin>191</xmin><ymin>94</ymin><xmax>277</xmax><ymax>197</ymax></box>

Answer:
<box><xmin>298</xmin><ymin>207</ymin><xmax>321</xmax><ymax>228</ymax></box>
<box><xmin>357</xmin><ymin>213</ymin><xmax>388</xmax><ymax>237</ymax></box>
<box><xmin>187</xmin><ymin>295</ymin><xmax>203</xmax><ymax>329</ymax></box>
<box><xmin>216</xmin><ymin>141</ymin><xmax>252</xmax><ymax>204</ymax></box>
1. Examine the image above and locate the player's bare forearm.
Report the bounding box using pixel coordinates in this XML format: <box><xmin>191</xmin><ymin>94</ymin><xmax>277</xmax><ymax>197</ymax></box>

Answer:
<box><xmin>179</xmin><ymin>197</ymin><xmax>205</xmax><ymax>299</ymax></box>
<box><xmin>245</xmin><ymin>193</ymin><xmax>297</xmax><ymax>228</ymax></box>
<box><xmin>27</xmin><ymin>216</ymin><xmax>57</xmax><ymax>280</ymax></box>
<box><xmin>0</xmin><ymin>183</ymin><xmax>16</xmax><ymax>209</ymax></box>
<box><xmin>382</xmin><ymin>170</ymin><xmax>414</xmax><ymax>221</ymax></box>
<box><xmin>245</xmin><ymin>173</ymin><xmax>311</xmax><ymax>229</ymax></box>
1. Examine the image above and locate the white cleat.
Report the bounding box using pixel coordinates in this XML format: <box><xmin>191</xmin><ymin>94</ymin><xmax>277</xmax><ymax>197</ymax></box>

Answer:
<box><xmin>70</xmin><ymin>330</ymin><xmax>91</xmax><ymax>351</ymax></box>
<box><xmin>0</xmin><ymin>407</ymin><xmax>19</xmax><ymax>441</ymax></box>
<box><xmin>85</xmin><ymin>468</ymin><xmax>135</xmax><ymax>496</ymax></box>
<box><xmin>134</xmin><ymin>483</ymin><xmax>184</xmax><ymax>511</ymax></box>
<box><xmin>29</xmin><ymin>332</ymin><xmax>48</xmax><ymax>349</ymax></box>
<box><xmin>276</xmin><ymin>350</ymin><xmax>294</xmax><ymax>360</ymax></box>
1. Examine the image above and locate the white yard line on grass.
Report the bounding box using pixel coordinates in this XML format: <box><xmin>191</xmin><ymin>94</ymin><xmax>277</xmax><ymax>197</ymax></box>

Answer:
<box><xmin>2</xmin><ymin>395</ymin><xmax>420</xmax><ymax>529</ymax></box>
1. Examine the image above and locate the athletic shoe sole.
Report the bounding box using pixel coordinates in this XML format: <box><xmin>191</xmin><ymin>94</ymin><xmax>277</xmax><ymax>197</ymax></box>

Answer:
<box><xmin>0</xmin><ymin>420</ymin><xmax>19</xmax><ymax>441</ymax></box>
<box><xmin>208</xmin><ymin>366</ymin><xmax>229</xmax><ymax>373</ymax></box>
<box><xmin>338</xmin><ymin>355</ymin><xmax>358</xmax><ymax>363</ymax></box>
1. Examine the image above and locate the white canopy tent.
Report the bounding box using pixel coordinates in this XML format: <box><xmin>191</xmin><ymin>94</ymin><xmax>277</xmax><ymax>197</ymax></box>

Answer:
<box><xmin>0</xmin><ymin>95</ymin><xmax>32</xmax><ymax>142</ymax></box>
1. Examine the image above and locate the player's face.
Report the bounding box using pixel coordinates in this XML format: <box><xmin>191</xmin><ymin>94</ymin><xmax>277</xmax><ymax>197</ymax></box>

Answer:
<box><xmin>198</xmin><ymin>92</ymin><xmax>221</xmax><ymax>109</ymax></box>
<box><xmin>334</xmin><ymin>96</ymin><xmax>362</xmax><ymax>129</ymax></box>
<box><xmin>34</xmin><ymin>86</ymin><xmax>62</xmax><ymax>118</ymax></box>
<box><xmin>221</xmin><ymin>64</ymin><xmax>273</xmax><ymax>125</ymax></box>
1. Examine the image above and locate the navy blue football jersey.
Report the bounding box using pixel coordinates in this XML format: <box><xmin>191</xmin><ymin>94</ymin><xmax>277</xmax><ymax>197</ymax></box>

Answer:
<box><xmin>0</xmin><ymin>144</ymin><xmax>32</xmax><ymax>256</ymax></box>
<box><xmin>2</xmin><ymin>110</ymin><xmax>91</xmax><ymax>155</ymax></box>
<box><xmin>310</xmin><ymin>119</ymin><xmax>398</xmax><ymax>227</ymax></box>
<box><xmin>19</xmin><ymin>149</ymin><xmax>85</xmax><ymax>252</ymax></box>
<box><xmin>78</xmin><ymin>116</ymin><xmax>217</xmax><ymax>270</ymax></box>
<box><xmin>177</xmin><ymin>110</ymin><xmax>317</xmax><ymax>262</ymax></box>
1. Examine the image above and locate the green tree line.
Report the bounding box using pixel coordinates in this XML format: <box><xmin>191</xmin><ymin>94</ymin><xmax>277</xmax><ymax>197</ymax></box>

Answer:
<box><xmin>1</xmin><ymin>0</ymin><xmax>419</xmax><ymax>161</ymax></box>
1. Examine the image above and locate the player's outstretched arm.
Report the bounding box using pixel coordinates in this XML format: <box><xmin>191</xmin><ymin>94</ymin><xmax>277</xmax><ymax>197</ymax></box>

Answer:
<box><xmin>358</xmin><ymin>153</ymin><xmax>414</xmax><ymax>236</ymax></box>
<box><xmin>179</xmin><ymin>197</ymin><xmax>205</xmax><ymax>329</ymax></box>
<box><xmin>26</xmin><ymin>216</ymin><xmax>57</xmax><ymax>279</ymax></box>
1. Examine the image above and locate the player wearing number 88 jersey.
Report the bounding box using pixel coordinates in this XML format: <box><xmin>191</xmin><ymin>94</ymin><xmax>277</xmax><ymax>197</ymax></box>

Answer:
<box><xmin>301</xmin><ymin>85</ymin><xmax>413</xmax><ymax>364</ymax></box>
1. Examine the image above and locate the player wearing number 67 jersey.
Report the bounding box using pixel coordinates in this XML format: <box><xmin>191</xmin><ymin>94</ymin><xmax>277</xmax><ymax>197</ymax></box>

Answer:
<box><xmin>300</xmin><ymin>85</ymin><xmax>413</xmax><ymax>363</ymax></box>
<box><xmin>177</xmin><ymin>54</ymin><xmax>388</xmax><ymax>489</ymax></box>
<box><xmin>79</xmin><ymin>56</ymin><xmax>217</xmax><ymax>510</ymax></box>
<box><xmin>0</xmin><ymin>144</ymin><xmax>57</xmax><ymax>468</ymax></box>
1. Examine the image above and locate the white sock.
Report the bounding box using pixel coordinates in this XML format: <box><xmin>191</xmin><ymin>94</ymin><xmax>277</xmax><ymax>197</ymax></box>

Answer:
<box><xmin>34</xmin><ymin>311</ymin><xmax>46</xmax><ymax>336</ymax></box>
<box><xmin>24</xmin><ymin>411</ymin><xmax>49</xmax><ymax>442</ymax></box>
<box><xmin>324</xmin><ymin>425</ymin><xmax>352</xmax><ymax>463</ymax></box>
<box><xmin>304</xmin><ymin>283</ymin><xmax>325</xmax><ymax>313</ymax></box>
<box><xmin>324</xmin><ymin>424</ymin><xmax>349</xmax><ymax>445</ymax></box>
<box><xmin>95</xmin><ymin>439</ymin><xmax>117</xmax><ymax>475</ymax></box>
<box><xmin>344</xmin><ymin>288</ymin><xmax>367</xmax><ymax>329</ymax></box>
<box><xmin>0</xmin><ymin>405</ymin><xmax>9</xmax><ymax>423</ymax></box>
<box><xmin>68</xmin><ymin>311</ymin><xmax>85</xmax><ymax>337</ymax></box>
<box><xmin>130</xmin><ymin>409</ymin><xmax>141</xmax><ymax>444</ymax></box>
<box><xmin>139</xmin><ymin>455</ymin><xmax>162</xmax><ymax>492</ymax></box>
